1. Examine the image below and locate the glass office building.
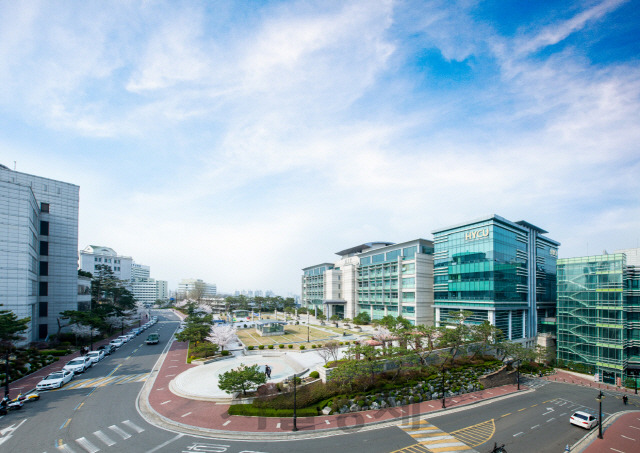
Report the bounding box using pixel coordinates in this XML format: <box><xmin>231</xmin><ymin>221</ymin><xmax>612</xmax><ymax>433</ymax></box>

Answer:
<box><xmin>433</xmin><ymin>215</ymin><xmax>559</xmax><ymax>341</ymax></box>
<box><xmin>557</xmin><ymin>252</ymin><xmax>640</xmax><ymax>386</ymax></box>
<box><xmin>301</xmin><ymin>263</ymin><xmax>334</xmax><ymax>314</ymax></box>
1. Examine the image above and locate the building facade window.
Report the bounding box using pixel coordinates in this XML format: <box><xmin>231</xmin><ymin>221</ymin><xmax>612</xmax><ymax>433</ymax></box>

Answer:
<box><xmin>39</xmin><ymin>302</ymin><xmax>48</xmax><ymax>317</ymax></box>
<box><xmin>40</xmin><ymin>220</ymin><xmax>49</xmax><ymax>235</ymax></box>
<box><xmin>40</xmin><ymin>202</ymin><xmax>50</xmax><ymax>213</ymax></box>
<box><xmin>39</xmin><ymin>281</ymin><xmax>48</xmax><ymax>296</ymax></box>
<box><xmin>40</xmin><ymin>241</ymin><xmax>49</xmax><ymax>256</ymax></box>
<box><xmin>39</xmin><ymin>261</ymin><xmax>49</xmax><ymax>276</ymax></box>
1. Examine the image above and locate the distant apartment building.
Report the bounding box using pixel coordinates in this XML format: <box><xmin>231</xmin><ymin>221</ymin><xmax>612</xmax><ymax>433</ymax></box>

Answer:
<box><xmin>557</xmin><ymin>249</ymin><xmax>640</xmax><ymax>386</ymax></box>
<box><xmin>433</xmin><ymin>215</ymin><xmax>559</xmax><ymax>343</ymax></box>
<box><xmin>79</xmin><ymin>246</ymin><xmax>167</xmax><ymax>305</ymax></box>
<box><xmin>0</xmin><ymin>164</ymin><xmax>79</xmax><ymax>341</ymax></box>
<box><xmin>178</xmin><ymin>278</ymin><xmax>217</xmax><ymax>299</ymax></box>
<box><xmin>302</xmin><ymin>240</ymin><xmax>434</xmax><ymax>326</ymax></box>
<box><xmin>79</xmin><ymin>245</ymin><xmax>133</xmax><ymax>281</ymax></box>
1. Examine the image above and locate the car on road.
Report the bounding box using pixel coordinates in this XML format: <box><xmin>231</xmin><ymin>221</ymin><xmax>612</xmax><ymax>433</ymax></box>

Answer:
<box><xmin>86</xmin><ymin>350</ymin><xmax>105</xmax><ymax>364</ymax></box>
<box><xmin>62</xmin><ymin>356</ymin><xmax>92</xmax><ymax>375</ymax></box>
<box><xmin>145</xmin><ymin>333</ymin><xmax>160</xmax><ymax>345</ymax></box>
<box><xmin>110</xmin><ymin>338</ymin><xmax>124</xmax><ymax>349</ymax></box>
<box><xmin>97</xmin><ymin>344</ymin><xmax>115</xmax><ymax>355</ymax></box>
<box><xmin>118</xmin><ymin>335</ymin><xmax>130</xmax><ymax>343</ymax></box>
<box><xmin>570</xmin><ymin>411</ymin><xmax>598</xmax><ymax>429</ymax></box>
<box><xmin>36</xmin><ymin>370</ymin><xmax>74</xmax><ymax>390</ymax></box>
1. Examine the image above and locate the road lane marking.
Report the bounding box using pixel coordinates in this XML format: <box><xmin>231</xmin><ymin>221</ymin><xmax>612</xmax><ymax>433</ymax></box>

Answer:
<box><xmin>106</xmin><ymin>364</ymin><xmax>121</xmax><ymax>377</ymax></box>
<box><xmin>621</xmin><ymin>435</ymin><xmax>635</xmax><ymax>441</ymax></box>
<box><xmin>93</xmin><ymin>430</ymin><xmax>116</xmax><ymax>447</ymax></box>
<box><xmin>181</xmin><ymin>412</ymin><xmax>192</xmax><ymax>418</ymax></box>
<box><xmin>366</xmin><ymin>414</ymin><xmax>372</xmax><ymax>419</ymax></box>
<box><xmin>276</xmin><ymin>423</ymin><xmax>281</xmax><ymax>429</ymax></box>
<box><xmin>531</xmin><ymin>404</ymin><xmax>537</xmax><ymax>407</ymax></box>
<box><xmin>610</xmin><ymin>449</ymin><xmax>624</xmax><ymax>453</ymax></box>
<box><xmin>630</xmin><ymin>426</ymin><xmax>640</xmax><ymax>430</ymax></box>
<box><xmin>531</xmin><ymin>425</ymin><xmax>539</xmax><ymax>429</ymax></box>
<box><xmin>325</xmin><ymin>420</ymin><xmax>331</xmax><ymax>424</ymax></box>
<box><xmin>74</xmin><ymin>402</ymin><xmax>84</xmax><ymax>411</ymax></box>
<box><xmin>518</xmin><ymin>408</ymin><xmax>526</xmax><ymax>412</ymax></box>
<box><xmin>222</xmin><ymin>421</ymin><xmax>231</xmax><ymax>426</ymax></box>
<box><xmin>60</xmin><ymin>418</ymin><xmax>72</xmax><ymax>430</ymax></box>
<box><xmin>501</xmin><ymin>413</ymin><xmax>511</xmax><ymax>418</ymax></box>
<box><xmin>450</xmin><ymin>418</ymin><xmax>495</xmax><ymax>447</ymax></box>
<box><xmin>57</xmin><ymin>443</ymin><xmax>78</xmax><ymax>452</ymax></box>
<box><xmin>513</xmin><ymin>432</ymin><xmax>524</xmax><ymax>437</ymax></box>
<box><xmin>160</xmin><ymin>400</ymin><xmax>171</xmax><ymax>405</ymax></box>
<box><xmin>145</xmin><ymin>433</ymin><xmax>184</xmax><ymax>453</ymax></box>
<box><xmin>75</xmin><ymin>437</ymin><xmax>99</xmax><ymax>453</ymax></box>
<box><xmin>108</xmin><ymin>425</ymin><xmax>131</xmax><ymax>440</ymax></box>
<box><xmin>122</xmin><ymin>420</ymin><xmax>144</xmax><ymax>433</ymax></box>
<box><xmin>547</xmin><ymin>418</ymin><xmax>555</xmax><ymax>422</ymax></box>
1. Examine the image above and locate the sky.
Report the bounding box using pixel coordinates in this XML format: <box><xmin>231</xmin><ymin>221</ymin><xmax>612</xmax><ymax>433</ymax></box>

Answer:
<box><xmin>1</xmin><ymin>0</ymin><xmax>639</xmax><ymax>295</ymax></box>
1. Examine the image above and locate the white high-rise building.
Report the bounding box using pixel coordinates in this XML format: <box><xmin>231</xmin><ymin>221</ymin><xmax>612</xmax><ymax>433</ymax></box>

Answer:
<box><xmin>0</xmin><ymin>164</ymin><xmax>79</xmax><ymax>341</ymax></box>
<box><xmin>79</xmin><ymin>246</ymin><xmax>132</xmax><ymax>281</ymax></box>
<box><xmin>178</xmin><ymin>278</ymin><xmax>217</xmax><ymax>299</ymax></box>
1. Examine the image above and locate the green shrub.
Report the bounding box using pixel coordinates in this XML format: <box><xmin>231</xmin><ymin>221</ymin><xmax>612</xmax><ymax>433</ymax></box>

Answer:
<box><xmin>309</xmin><ymin>371</ymin><xmax>320</xmax><ymax>379</ymax></box>
<box><xmin>268</xmin><ymin>344</ymin><xmax>274</xmax><ymax>349</ymax></box>
<box><xmin>299</xmin><ymin>345</ymin><xmax>305</xmax><ymax>350</ymax></box>
<box><xmin>258</xmin><ymin>345</ymin><xmax>265</xmax><ymax>350</ymax></box>
<box><xmin>288</xmin><ymin>344</ymin><xmax>293</xmax><ymax>349</ymax></box>
<box><xmin>311</xmin><ymin>344</ymin><xmax>316</xmax><ymax>349</ymax></box>
<box><xmin>248</xmin><ymin>345</ymin><xmax>254</xmax><ymax>350</ymax></box>
<box><xmin>279</xmin><ymin>344</ymin><xmax>285</xmax><ymax>349</ymax></box>
<box><xmin>40</xmin><ymin>349</ymin><xmax>70</xmax><ymax>357</ymax></box>
<box><xmin>221</xmin><ymin>350</ymin><xmax>231</xmax><ymax>356</ymax></box>
<box><xmin>228</xmin><ymin>405</ymin><xmax>317</xmax><ymax>417</ymax></box>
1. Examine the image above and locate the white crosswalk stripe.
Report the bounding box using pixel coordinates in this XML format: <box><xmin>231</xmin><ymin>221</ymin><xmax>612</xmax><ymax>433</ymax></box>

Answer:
<box><xmin>57</xmin><ymin>444</ymin><xmax>78</xmax><ymax>453</ymax></box>
<box><xmin>75</xmin><ymin>437</ymin><xmax>99</xmax><ymax>453</ymax></box>
<box><xmin>122</xmin><ymin>420</ymin><xmax>144</xmax><ymax>434</ymax></box>
<box><xmin>108</xmin><ymin>425</ymin><xmax>131</xmax><ymax>440</ymax></box>
<box><xmin>93</xmin><ymin>430</ymin><xmax>116</xmax><ymax>447</ymax></box>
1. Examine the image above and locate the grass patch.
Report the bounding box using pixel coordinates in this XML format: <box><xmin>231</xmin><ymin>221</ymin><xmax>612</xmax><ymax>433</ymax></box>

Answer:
<box><xmin>228</xmin><ymin>405</ymin><xmax>318</xmax><ymax>417</ymax></box>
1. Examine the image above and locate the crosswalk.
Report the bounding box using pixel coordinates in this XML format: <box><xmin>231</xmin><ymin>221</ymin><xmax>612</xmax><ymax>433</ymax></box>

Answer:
<box><xmin>520</xmin><ymin>377</ymin><xmax>550</xmax><ymax>390</ymax></box>
<box><xmin>54</xmin><ymin>419</ymin><xmax>144</xmax><ymax>452</ymax></box>
<box><xmin>393</xmin><ymin>419</ymin><xmax>478</xmax><ymax>453</ymax></box>
<box><xmin>61</xmin><ymin>373</ymin><xmax>149</xmax><ymax>390</ymax></box>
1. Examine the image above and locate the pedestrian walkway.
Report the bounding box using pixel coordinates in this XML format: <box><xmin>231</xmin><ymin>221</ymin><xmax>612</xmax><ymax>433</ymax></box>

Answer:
<box><xmin>580</xmin><ymin>410</ymin><xmax>640</xmax><ymax>453</ymax></box>
<box><xmin>62</xmin><ymin>372</ymin><xmax>150</xmax><ymax>390</ymax></box>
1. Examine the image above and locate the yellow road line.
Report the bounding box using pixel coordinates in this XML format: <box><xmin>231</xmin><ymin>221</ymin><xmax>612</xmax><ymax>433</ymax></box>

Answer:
<box><xmin>501</xmin><ymin>413</ymin><xmax>511</xmax><ymax>417</ymax></box>
<box><xmin>518</xmin><ymin>408</ymin><xmax>526</xmax><ymax>411</ymax></box>
<box><xmin>62</xmin><ymin>418</ymin><xmax>71</xmax><ymax>429</ymax></box>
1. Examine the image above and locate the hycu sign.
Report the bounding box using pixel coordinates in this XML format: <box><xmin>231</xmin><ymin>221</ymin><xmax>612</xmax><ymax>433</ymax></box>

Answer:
<box><xmin>465</xmin><ymin>228</ymin><xmax>489</xmax><ymax>241</ymax></box>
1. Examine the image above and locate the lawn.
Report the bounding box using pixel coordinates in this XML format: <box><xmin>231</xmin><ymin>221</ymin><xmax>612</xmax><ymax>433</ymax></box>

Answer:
<box><xmin>236</xmin><ymin>324</ymin><xmax>364</xmax><ymax>347</ymax></box>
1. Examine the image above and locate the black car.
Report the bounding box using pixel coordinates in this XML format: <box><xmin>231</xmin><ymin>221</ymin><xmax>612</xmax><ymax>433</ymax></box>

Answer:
<box><xmin>97</xmin><ymin>344</ymin><xmax>116</xmax><ymax>355</ymax></box>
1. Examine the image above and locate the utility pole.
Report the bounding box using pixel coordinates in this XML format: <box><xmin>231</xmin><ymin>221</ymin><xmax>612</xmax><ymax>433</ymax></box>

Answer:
<box><xmin>441</xmin><ymin>368</ymin><xmax>446</xmax><ymax>408</ymax></box>
<box><xmin>292</xmin><ymin>375</ymin><xmax>298</xmax><ymax>431</ymax></box>
<box><xmin>596</xmin><ymin>390</ymin><xmax>604</xmax><ymax>439</ymax></box>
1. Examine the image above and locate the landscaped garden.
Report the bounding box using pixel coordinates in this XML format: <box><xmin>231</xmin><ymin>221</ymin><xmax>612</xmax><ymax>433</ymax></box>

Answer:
<box><xmin>224</xmin><ymin>311</ymin><xmax>551</xmax><ymax>417</ymax></box>
<box><xmin>236</xmin><ymin>324</ymin><xmax>364</xmax><ymax>347</ymax></box>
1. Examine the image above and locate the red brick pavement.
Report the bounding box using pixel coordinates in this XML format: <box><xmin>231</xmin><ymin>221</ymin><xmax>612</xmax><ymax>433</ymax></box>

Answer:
<box><xmin>583</xmin><ymin>411</ymin><xmax>640</xmax><ymax>453</ymax></box>
<box><xmin>543</xmin><ymin>369</ymin><xmax>637</xmax><ymax>394</ymax></box>
<box><xmin>148</xmin><ymin>339</ymin><xmax>524</xmax><ymax>434</ymax></box>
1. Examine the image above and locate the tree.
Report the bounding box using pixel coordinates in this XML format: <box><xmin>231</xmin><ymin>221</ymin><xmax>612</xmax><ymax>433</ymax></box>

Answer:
<box><xmin>188</xmin><ymin>280</ymin><xmax>207</xmax><ymax>303</ymax></box>
<box><xmin>437</xmin><ymin>310</ymin><xmax>473</xmax><ymax>364</ymax></box>
<box><xmin>206</xmin><ymin>324</ymin><xmax>237</xmax><ymax>351</ymax></box>
<box><xmin>218</xmin><ymin>364</ymin><xmax>267</xmax><ymax>396</ymax></box>
<box><xmin>469</xmin><ymin>321</ymin><xmax>501</xmax><ymax>359</ymax></box>
<box><xmin>317</xmin><ymin>341</ymin><xmax>341</xmax><ymax>364</ymax></box>
<box><xmin>0</xmin><ymin>307</ymin><xmax>30</xmax><ymax>395</ymax></box>
<box><xmin>353</xmin><ymin>311</ymin><xmax>371</xmax><ymax>325</ymax></box>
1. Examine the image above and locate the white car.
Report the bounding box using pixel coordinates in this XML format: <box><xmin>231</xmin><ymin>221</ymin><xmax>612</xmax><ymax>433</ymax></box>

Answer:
<box><xmin>86</xmin><ymin>350</ymin><xmax>105</xmax><ymax>364</ymax></box>
<box><xmin>62</xmin><ymin>357</ymin><xmax>92</xmax><ymax>375</ymax></box>
<box><xmin>570</xmin><ymin>411</ymin><xmax>598</xmax><ymax>430</ymax></box>
<box><xmin>110</xmin><ymin>338</ymin><xmax>124</xmax><ymax>349</ymax></box>
<box><xmin>117</xmin><ymin>335</ymin><xmax>130</xmax><ymax>343</ymax></box>
<box><xmin>36</xmin><ymin>370</ymin><xmax>74</xmax><ymax>390</ymax></box>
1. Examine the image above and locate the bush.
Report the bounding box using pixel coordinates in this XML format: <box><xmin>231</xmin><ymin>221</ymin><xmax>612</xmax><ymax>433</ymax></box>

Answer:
<box><xmin>309</xmin><ymin>371</ymin><xmax>320</xmax><ymax>379</ymax></box>
<box><xmin>40</xmin><ymin>349</ymin><xmax>70</xmax><ymax>357</ymax></box>
<box><xmin>259</xmin><ymin>345</ymin><xmax>265</xmax><ymax>350</ymax></box>
<box><xmin>279</xmin><ymin>344</ymin><xmax>285</xmax><ymax>349</ymax></box>
<box><xmin>191</xmin><ymin>342</ymin><xmax>219</xmax><ymax>358</ymax></box>
<box><xmin>248</xmin><ymin>346</ymin><xmax>254</xmax><ymax>350</ymax></box>
<box><xmin>268</xmin><ymin>345</ymin><xmax>274</xmax><ymax>349</ymax></box>
<box><xmin>288</xmin><ymin>344</ymin><xmax>293</xmax><ymax>349</ymax></box>
<box><xmin>311</xmin><ymin>345</ymin><xmax>316</xmax><ymax>349</ymax></box>
<box><xmin>228</xmin><ymin>405</ymin><xmax>317</xmax><ymax>417</ymax></box>
<box><xmin>221</xmin><ymin>350</ymin><xmax>231</xmax><ymax>356</ymax></box>
<box><xmin>300</xmin><ymin>345</ymin><xmax>306</xmax><ymax>350</ymax></box>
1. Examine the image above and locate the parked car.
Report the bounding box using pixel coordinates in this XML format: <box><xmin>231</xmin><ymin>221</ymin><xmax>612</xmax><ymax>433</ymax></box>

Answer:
<box><xmin>110</xmin><ymin>338</ymin><xmax>124</xmax><ymax>349</ymax></box>
<box><xmin>86</xmin><ymin>350</ymin><xmax>105</xmax><ymax>364</ymax></box>
<box><xmin>97</xmin><ymin>344</ymin><xmax>115</xmax><ymax>355</ymax></box>
<box><xmin>145</xmin><ymin>333</ymin><xmax>160</xmax><ymax>345</ymax></box>
<box><xmin>570</xmin><ymin>411</ymin><xmax>598</xmax><ymax>430</ymax></box>
<box><xmin>62</xmin><ymin>356</ymin><xmax>92</xmax><ymax>375</ymax></box>
<box><xmin>36</xmin><ymin>370</ymin><xmax>74</xmax><ymax>390</ymax></box>
<box><xmin>117</xmin><ymin>335</ymin><xmax>130</xmax><ymax>343</ymax></box>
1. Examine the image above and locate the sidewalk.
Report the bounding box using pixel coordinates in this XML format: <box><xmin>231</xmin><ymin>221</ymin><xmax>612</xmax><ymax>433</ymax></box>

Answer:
<box><xmin>544</xmin><ymin>369</ymin><xmax>638</xmax><ymax>394</ymax></box>
<box><xmin>140</xmin><ymin>338</ymin><xmax>526</xmax><ymax>440</ymax></box>
<box><xmin>574</xmin><ymin>410</ymin><xmax>640</xmax><ymax>453</ymax></box>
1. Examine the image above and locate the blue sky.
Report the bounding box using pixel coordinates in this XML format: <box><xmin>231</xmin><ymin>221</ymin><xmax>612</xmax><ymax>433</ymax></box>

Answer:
<box><xmin>1</xmin><ymin>0</ymin><xmax>639</xmax><ymax>295</ymax></box>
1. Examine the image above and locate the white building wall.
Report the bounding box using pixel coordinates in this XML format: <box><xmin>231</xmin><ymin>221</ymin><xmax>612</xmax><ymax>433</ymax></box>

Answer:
<box><xmin>79</xmin><ymin>246</ymin><xmax>132</xmax><ymax>282</ymax></box>
<box><xmin>0</xmin><ymin>165</ymin><xmax>79</xmax><ymax>341</ymax></box>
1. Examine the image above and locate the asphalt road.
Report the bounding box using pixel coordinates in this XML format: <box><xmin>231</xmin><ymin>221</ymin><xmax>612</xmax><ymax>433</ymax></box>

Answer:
<box><xmin>422</xmin><ymin>377</ymin><xmax>634</xmax><ymax>453</ymax></box>
<box><xmin>1</xmin><ymin>310</ymin><xmax>632</xmax><ymax>453</ymax></box>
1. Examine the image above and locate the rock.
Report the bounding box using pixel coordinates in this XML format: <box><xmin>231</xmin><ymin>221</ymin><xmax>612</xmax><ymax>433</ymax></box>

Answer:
<box><xmin>340</xmin><ymin>405</ymin><xmax>349</xmax><ymax>414</ymax></box>
<box><xmin>371</xmin><ymin>401</ymin><xmax>380</xmax><ymax>410</ymax></box>
<box><xmin>388</xmin><ymin>397</ymin><xmax>396</xmax><ymax>406</ymax></box>
<box><xmin>380</xmin><ymin>401</ymin><xmax>388</xmax><ymax>409</ymax></box>
<box><xmin>350</xmin><ymin>404</ymin><xmax>360</xmax><ymax>413</ymax></box>
<box><xmin>322</xmin><ymin>406</ymin><xmax>332</xmax><ymax>415</ymax></box>
<box><xmin>408</xmin><ymin>396</ymin><xmax>414</xmax><ymax>404</ymax></box>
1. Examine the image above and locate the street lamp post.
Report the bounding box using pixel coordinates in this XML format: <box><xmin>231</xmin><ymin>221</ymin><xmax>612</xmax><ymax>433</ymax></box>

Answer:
<box><xmin>441</xmin><ymin>368</ymin><xmax>446</xmax><ymax>409</ymax></box>
<box><xmin>307</xmin><ymin>311</ymin><xmax>310</xmax><ymax>343</ymax></box>
<box><xmin>4</xmin><ymin>348</ymin><xmax>10</xmax><ymax>397</ymax></box>
<box><xmin>596</xmin><ymin>390</ymin><xmax>604</xmax><ymax>439</ymax></box>
<box><xmin>516</xmin><ymin>360</ymin><xmax>520</xmax><ymax>391</ymax></box>
<box><xmin>292</xmin><ymin>375</ymin><xmax>298</xmax><ymax>431</ymax></box>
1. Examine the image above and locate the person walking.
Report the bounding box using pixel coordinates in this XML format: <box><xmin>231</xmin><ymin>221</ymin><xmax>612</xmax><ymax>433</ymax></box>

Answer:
<box><xmin>623</xmin><ymin>395</ymin><xmax>628</xmax><ymax>405</ymax></box>
<box><xmin>265</xmin><ymin>365</ymin><xmax>272</xmax><ymax>379</ymax></box>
